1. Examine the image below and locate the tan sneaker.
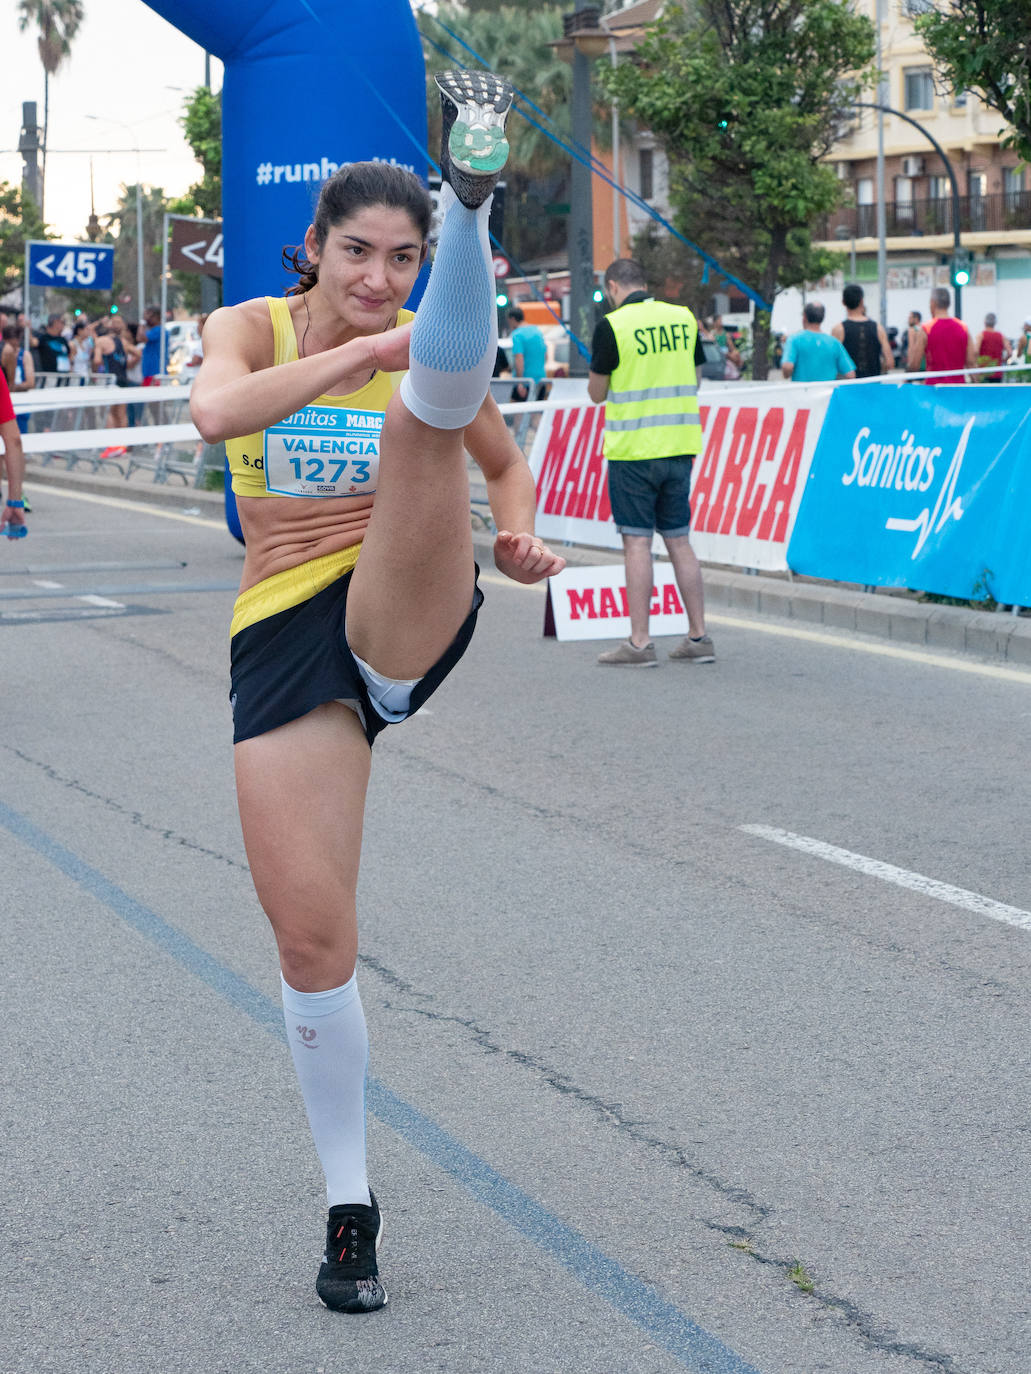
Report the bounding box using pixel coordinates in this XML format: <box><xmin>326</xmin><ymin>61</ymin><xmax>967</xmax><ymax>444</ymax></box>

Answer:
<box><xmin>669</xmin><ymin>634</ymin><xmax>715</xmax><ymax>663</ymax></box>
<box><xmin>597</xmin><ymin>639</ymin><xmax>658</xmax><ymax>667</ymax></box>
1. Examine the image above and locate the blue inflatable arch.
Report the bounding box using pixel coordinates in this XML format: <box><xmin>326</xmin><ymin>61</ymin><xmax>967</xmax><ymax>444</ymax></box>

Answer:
<box><xmin>142</xmin><ymin>0</ymin><xmax>429</xmax><ymax>535</ymax></box>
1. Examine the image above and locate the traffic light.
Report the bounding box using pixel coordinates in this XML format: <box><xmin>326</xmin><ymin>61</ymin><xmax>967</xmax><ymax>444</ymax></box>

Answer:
<box><xmin>950</xmin><ymin>250</ymin><xmax>973</xmax><ymax>288</ymax></box>
<box><xmin>592</xmin><ymin>288</ymin><xmax>605</xmax><ymax>303</ymax></box>
<box><xmin>495</xmin><ymin>291</ymin><xmax>509</xmax><ymax>308</ymax></box>
<box><xmin>109</xmin><ymin>304</ymin><xmax>119</xmax><ymax>314</ymax></box>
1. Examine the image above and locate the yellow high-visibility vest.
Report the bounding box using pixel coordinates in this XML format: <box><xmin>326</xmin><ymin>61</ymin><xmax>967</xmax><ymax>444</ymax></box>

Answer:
<box><xmin>603</xmin><ymin>298</ymin><xmax>702</xmax><ymax>460</ymax></box>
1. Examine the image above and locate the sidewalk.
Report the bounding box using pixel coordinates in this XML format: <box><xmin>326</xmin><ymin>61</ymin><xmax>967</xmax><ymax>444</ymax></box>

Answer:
<box><xmin>24</xmin><ymin>456</ymin><xmax>1031</xmax><ymax>669</ymax></box>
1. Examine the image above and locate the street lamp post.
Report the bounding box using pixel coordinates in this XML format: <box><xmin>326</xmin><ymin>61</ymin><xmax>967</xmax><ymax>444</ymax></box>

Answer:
<box><xmin>854</xmin><ymin>101</ymin><xmax>965</xmax><ymax>317</ymax></box>
<box><xmin>553</xmin><ymin>5</ymin><xmax>609</xmax><ymax>376</ymax></box>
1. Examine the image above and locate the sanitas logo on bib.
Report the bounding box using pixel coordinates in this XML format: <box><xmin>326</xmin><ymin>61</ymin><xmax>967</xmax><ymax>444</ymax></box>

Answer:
<box><xmin>841</xmin><ymin>417</ymin><xmax>970</xmax><ymax>559</ymax></box>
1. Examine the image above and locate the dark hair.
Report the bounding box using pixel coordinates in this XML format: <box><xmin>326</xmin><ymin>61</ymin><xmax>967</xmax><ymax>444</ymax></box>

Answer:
<box><xmin>73</xmin><ymin>319</ymin><xmax>88</xmax><ymax>333</ymax></box>
<box><xmin>283</xmin><ymin>161</ymin><xmax>433</xmax><ymax>295</ymax></box>
<box><xmin>803</xmin><ymin>302</ymin><xmax>825</xmax><ymax>325</ymax></box>
<box><xmin>603</xmin><ymin>257</ymin><xmax>647</xmax><ymax>291</ymax></box>
<box><xmin>910</xmin><ymin>309</ymin><xmax>922</xmax><ymax>322</ymax></box>
<box><xmin>842</xmin><ymin>283</ymin><xmax>864</xmax><ymax>310</ymax></box>
<box><xmin>2</xmin><ymin>323</ymin><xmax>18</xmax><ymax>341</ymax></box>
<box><xmin>507</xmin><ymin>306</ymin><xmax>525</xmax><ymax>324</ymax></box>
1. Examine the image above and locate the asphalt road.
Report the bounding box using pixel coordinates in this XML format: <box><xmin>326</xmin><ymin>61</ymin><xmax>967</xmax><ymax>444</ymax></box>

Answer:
<box><xmin>2</xmin><ymin>484</ymin><xmax>1029</xmax><ymax>1374</ymax></box>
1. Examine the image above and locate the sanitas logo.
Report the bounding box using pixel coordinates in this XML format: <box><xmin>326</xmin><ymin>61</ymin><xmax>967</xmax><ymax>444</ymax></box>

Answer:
<box><xmin>842</xmin><ymin>418</ymin><xmax>972</xmax><ymax>559</ymax></box>
<box><xmin>255</xmin><ymin>154</ymin><xmax>416</xmax><ymax>187</ymax></box>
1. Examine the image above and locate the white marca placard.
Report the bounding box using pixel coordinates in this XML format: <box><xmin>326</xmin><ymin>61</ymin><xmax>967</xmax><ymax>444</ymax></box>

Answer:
<box><xmin>264</xmin><ymin>404</ymin><xmax>382</xmax><ymax>497</ymax></box>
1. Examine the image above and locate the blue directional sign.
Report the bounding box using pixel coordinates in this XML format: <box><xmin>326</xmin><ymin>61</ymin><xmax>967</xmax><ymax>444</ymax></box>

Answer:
<box><xmin>27</xmin><ymin>241</ymin><xmax>115</xmax><ymax>291</ymax></box>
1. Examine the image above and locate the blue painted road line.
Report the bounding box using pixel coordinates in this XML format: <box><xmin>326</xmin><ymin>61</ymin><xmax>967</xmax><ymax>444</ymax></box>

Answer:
<box><xmin>0</xmin><ymin>798</ymin><xmax>764</xmax><ymax>1374</ymax></box>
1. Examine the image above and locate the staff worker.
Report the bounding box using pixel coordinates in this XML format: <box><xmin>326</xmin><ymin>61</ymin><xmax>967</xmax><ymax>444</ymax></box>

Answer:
<box><xmin>588</xmin><ymin>258</ymin><xmax>714</xmax><ymax>666</ymax></box>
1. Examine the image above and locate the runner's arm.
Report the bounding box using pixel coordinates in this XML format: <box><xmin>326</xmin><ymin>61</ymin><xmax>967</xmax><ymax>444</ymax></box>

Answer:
<box><xmin>878</xmin><ymin>324</ymin><xmax>894</xmax><ymax>373</ymax></box>
<box><xmin>190</xmin><ymin>305</ymin><xmax>412</xmax><ymax>443</ymax></box>
<box><xmin>465</xmin><ymin>395</ymin><xmax>565</xmax><ymax>582</ymax></box>
<box><xmin>906</xmin><ymin>329</ymin><xmax>927</xmax><ymax>371</ymax></box>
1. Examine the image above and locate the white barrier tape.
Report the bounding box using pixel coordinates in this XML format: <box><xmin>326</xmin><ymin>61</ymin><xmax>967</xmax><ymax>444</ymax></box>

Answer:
<box><xmin>14</xmin><ymin>384</ymin><xmax>191</xmax><ymax>412</ymax></box>
<box><xmin>20</xmin><ymin>424</ymin><xmax>200</xmax><ymax>454</ymax></box>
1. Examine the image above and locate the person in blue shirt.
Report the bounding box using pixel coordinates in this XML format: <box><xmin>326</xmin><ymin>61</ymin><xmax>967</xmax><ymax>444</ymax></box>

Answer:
<box><xmin>506</xmin><ymin>305</ymin><xmax>548</xmax><ymax>400</ymax></box>
<box><xmin>139</xmin><ymin>306</ymin><xmax>167</xmax><ymax>384</ymax></box>
<box><xmin>782</xmin><ymin>303</ymin><xmax>856</xmax><ymax>383</ymax></box>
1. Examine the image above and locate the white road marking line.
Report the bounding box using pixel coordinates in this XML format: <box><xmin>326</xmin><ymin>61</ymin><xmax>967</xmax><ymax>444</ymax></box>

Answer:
<box><xmin>30</xmin><ymin>486</ymin><xmax>225</xmax><ymax>529</ymax></box>
<box><xmin>741</xmin><ymin>824</ymin><xmax>1031</xmax><ymax>933</ymax></box>
<box><xmin>29</xmin><ymin>576</ymin><xmax>124</xmax><ymax>609</ymax></box>
<box><xmin>707</xmin><ymin>612</ymin><xmax>1031</xmax><ymax>684</ymax></box>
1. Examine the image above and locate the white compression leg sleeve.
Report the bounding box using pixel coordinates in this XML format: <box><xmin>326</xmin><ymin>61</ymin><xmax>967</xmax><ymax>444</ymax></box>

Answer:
<box><xmin>400</xmin><ymin>182</ymin><xmax>498</xmax><ymax>430</ymax></box>
<box><xmin>281</xmin><ymin>973</ymin><xmax>371</xmax><ymax>1208</ymax></box>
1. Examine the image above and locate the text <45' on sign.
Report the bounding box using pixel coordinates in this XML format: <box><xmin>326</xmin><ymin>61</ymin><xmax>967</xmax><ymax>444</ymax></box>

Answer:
<box><xmin>26</xmin><ymin>241</ymin><xmax>115</xmax><ymax>292</ymax></box>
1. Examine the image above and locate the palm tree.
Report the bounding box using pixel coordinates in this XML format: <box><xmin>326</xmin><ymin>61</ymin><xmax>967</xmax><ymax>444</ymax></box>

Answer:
<box><xmin>421</xmin><ymin>3</ymin><xmax>575</xmax><ymax>263</ymax></box>
<box><xmin>17</xmin><ymin>0</ymin><xmax>86</xmax><ymax>217</ymax></box>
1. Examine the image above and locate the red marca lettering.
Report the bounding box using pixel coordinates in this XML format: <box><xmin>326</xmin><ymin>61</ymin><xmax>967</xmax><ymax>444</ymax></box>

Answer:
<box><xmin>568</xmin><ymin>407</ymin><xmax>608</xmax><ymax>520</ymax></box>
<box><xmin>736</xmin><ymin>407</ymin><xmax>784</xmax><ymax>537</ymax></box>
<box><xmin>707</xmin><ymin>408</ymin><xmax>758</xmax><ymax>534</ymax></box>
<box><xmin>689</xmin><ymin>406</ymin><xmax>730</xmax><ymax>530</ymax></box>
<box><xmin>538</xmin><ymin>408</ymin><xmax>585</xmax><ymax>514</ymax></box>
<box><xmin>648</xmin><ymin>582</ymin><xmax>685</xmax><ymax>615</ymax></box>
<box><xmin>559</xmin><ymin>409</ymin><xmax>600</xmax><ymax>517</ymax></box>
<box><xmin>566</xmin><ymin>587</ymin><xmax>598</xmax><ymax>619</ymax></box>
<box><xmin>598</xmin><ymin>586</ymin><xmax>621</xmax><ymax>617</ymax></box>
<box><xmin>757</xmin><ymin>408</ymin><xmax>809</xmax><ymax>542</ymax></box>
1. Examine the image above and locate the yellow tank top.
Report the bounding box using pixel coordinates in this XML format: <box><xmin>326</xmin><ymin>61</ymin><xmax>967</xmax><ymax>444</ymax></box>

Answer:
<box><xmin>225</xmin><ymin>295</ymin><xmax>414</xmax><ymax>498</ymax></box>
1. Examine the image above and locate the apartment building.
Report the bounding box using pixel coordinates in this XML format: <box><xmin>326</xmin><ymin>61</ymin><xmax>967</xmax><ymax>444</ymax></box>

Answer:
<box><xmin>798</xmin><ymin>0</ymin><xmax>1031</xmax><ymax>335</ymax></box>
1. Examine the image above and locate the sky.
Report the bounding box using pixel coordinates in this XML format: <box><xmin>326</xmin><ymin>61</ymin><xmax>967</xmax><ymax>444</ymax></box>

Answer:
<box><xmin>1</xmin><ymin>1</ymin><xmax>224</xmax><ymax>242</ymax></box>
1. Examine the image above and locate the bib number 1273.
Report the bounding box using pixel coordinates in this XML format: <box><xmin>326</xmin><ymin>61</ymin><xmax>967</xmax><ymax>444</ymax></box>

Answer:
<box><xmin>263</xmin><ymin>405</ymin><xmax>383</xmax><ymax>498</ymax></box>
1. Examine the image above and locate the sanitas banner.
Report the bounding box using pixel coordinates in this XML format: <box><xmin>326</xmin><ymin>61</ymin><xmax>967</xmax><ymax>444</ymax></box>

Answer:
<box><xmin>527</xmin><ymin>387</ymin><xmax>829</xmax><ymax>571</ymax></box>
<box><xmin>787</xmin><ymin>384</ymin><xmax>1031</xmax><ymax>605</ymax></box>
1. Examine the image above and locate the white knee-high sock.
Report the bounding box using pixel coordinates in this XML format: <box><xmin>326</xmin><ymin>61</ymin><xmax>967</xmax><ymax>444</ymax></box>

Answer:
<box><xmin>400</xmin><ymin>182</ymin><xmax>498</xmax><ymax>430</ymax></box>
<box><xmin>281</xmin><ymin>973</ymin><xmax>371</xmax><ymax>1208</ymax></box>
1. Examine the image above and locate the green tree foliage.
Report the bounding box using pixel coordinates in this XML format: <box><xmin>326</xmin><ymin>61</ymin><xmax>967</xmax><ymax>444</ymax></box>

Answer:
<box><xmin>16</xmin><ymin>0</ymin><xmax>85</xmax><ymax>219</ymax></box>
<box><xmin>167</xmin><ymin>86</ymin><xmax>223</xmax><ymax>313</ymax></box>
<box><xmin>106</xmin><ymin>183</ymin><xmax>169</xmax><ymax>316</ymax></box>
<box><xmin>600</xmin><ymin>0</ymin><xmax>876</xmax><ymax>376</ymax></box>
<box><xmin>0</xmin><ymin>181</ymin><xmax>50</xmax><ymax>295</ymax></box>
<box><xmin>168</xmin><ymin>86</ymin><xmax>223</xmax><ymax>221</ymax></box>
<box><xmin>915</xmin><ymin>0</ymin><xmax>1031</xmax><ymax>162</ymax></box>
<box><xmin>419</xmin><ymin>3</ymin><xmax>573</xmax><ymax>265</ymax></box>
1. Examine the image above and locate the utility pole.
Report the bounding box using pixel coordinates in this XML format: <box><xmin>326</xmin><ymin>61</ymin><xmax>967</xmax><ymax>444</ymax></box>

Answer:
<box><xmin>557</xmin><ymin>4</ymin><xmax>607</xmax><ymax>377</ymax></box>
<box><xmin>19</xmin><ymin>103</ymin><xmax>41</xmax><ymax>209</ymax></box>
<box><xmin>874</xmin><ymin>0</ymin><xmax>887</xmax><ymax>327</ymax></box>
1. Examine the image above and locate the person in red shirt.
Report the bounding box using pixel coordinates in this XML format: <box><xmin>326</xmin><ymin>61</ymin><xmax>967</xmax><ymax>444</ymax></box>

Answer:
<box><xmin>0</xmin><ymin>370</ymin><xmax>27</xmax><ymax>535</ymax></box>
<box><xmin>975</xmin><ymin>312</ymin><xmax>1009</xmax><ymax>382</ymax></box>
<box><xmin>906</xmin><ymin>287</ymin><xmax>976</xmax><ymax>384</ymax></box>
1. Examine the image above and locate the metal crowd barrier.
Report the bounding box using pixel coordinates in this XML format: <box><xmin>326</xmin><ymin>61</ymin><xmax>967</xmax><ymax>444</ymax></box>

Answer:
<box><xmin>13</xmin><ymin>380</ymin><xmax>220</xmax><ymax>486</ymax></box>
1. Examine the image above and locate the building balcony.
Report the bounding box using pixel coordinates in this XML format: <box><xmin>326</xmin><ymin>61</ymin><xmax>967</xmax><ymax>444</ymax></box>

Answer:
<box><xmin>820</xmin><ymin>191</ymin><xmax>1031</xmax><ymax>241</ymax></box>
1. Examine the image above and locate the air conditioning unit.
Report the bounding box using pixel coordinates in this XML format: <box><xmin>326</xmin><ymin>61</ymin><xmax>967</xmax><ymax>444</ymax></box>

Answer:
<box><xmin>901</xmin><ymin>156</ymin><xmax>924</xmax><ymax>177</ymax></box>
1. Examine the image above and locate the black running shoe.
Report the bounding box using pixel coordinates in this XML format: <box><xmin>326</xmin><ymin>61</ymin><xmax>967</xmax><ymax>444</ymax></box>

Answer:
<box><xmin>315</xmin><ymin>1192</ymin><xmax>387</xmax><ymax>1314</ymax></box>
<box><xmin>436</xmin><ymin>69</ymin><xmax>514</xmax><ymax>209</ymax></box>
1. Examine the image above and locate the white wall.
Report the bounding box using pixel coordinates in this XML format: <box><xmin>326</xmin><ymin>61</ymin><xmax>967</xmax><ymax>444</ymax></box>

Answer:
<box><xmin>771</xmin><ymin>282</ymin><xmax>1029</xmax><ymax>341</ymax></box>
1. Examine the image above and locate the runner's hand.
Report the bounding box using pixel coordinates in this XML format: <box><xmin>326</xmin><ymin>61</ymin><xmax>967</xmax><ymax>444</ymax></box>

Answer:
<box><xmin>1</xmin><ymin>504</ymin><xmax>25</xmax><ymax>533</ymax></box>
<box><xmin>494</xmin><ymin>530</ymin><xmax>566</xmax><ymax>584</ymax></box>
<box><xmin>330</xmin><ymin>323</ymin><xmax>413</xmax><ymax>393</ymax></box>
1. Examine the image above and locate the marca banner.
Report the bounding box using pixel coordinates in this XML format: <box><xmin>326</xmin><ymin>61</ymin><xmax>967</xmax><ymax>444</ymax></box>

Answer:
<box><xmin>546</xmin><ymin>564</ymin><xmax>688</xmax><ymax>641</ymax></box>
<box><xmin>526</xmin><ymin>387</ymin><xmax>831</xmax><ymax>570</ymax></box>
<box><xmin>787</xmin><ymin>385</ymin><xmax>1031</xmax><ymax>605</ymax></box>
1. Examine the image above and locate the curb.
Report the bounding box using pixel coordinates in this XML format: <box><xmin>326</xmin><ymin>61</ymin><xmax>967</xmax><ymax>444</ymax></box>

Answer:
<box><xmin>25</xmin><ymin>461</ymin><xmax>1031</xmax><ymax>668</ymax></box>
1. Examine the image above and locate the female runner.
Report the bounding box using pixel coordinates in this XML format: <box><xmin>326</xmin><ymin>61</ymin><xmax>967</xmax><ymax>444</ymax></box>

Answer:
<box><xmin>191</xmin><ymin>72</ymin><xmax>564</xmax><ymax>1313</ymax></box>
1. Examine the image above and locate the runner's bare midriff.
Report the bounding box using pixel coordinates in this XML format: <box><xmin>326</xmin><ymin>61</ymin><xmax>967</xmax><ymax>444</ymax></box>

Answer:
<box><xmin>236</xmin><ymin>493</ymin><xmax>374</xmax><ymax>591</ymax></box>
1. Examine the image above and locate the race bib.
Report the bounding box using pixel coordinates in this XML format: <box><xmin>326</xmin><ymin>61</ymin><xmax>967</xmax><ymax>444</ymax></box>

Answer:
<box><xmin>56</xmin><ymin>353</ymin><xmax>70</xmax><ymax>373</ymax></box>
<box><xmin>264</xmin><ymin>404</ymin><xmax>382</xmax><ymax>498</ymax></box>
